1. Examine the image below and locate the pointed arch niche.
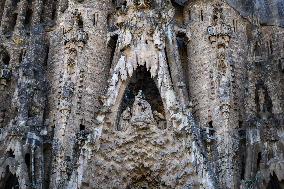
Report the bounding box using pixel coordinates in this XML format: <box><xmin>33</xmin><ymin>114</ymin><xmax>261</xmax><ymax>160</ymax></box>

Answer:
<box><xmin>0</xmin><ymin>166</ymin><xmax>19</xmax><ymax>189</ymax></box>
<box><xmin>115</xmin><ymin>66</ymin><xmax>166</xmax><ymax>131</ymax></box>
<box><xmin>266</xmin><ymin>172</ymin><xmax>284</xmax><ymax>189</ymax></box>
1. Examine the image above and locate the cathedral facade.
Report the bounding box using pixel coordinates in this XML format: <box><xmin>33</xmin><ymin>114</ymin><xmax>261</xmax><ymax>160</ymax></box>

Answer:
<box><xmin>0</xmin><ymin>0</ymin><xmax>283</xmax><ymax>188</ymax></box>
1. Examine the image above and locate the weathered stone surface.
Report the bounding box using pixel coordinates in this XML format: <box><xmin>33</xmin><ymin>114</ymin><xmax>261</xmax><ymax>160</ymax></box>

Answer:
<box><xmin>0</xmin><ymin>0</ymin><xmax>283</xmax><ymax>189</ymax></box>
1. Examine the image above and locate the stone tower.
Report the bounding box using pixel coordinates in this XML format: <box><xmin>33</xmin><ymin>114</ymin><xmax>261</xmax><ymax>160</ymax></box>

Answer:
<box><xmin>0</xmin><ymin>0</ymin><xmax>283</xmax><ymax>189</ymax></box>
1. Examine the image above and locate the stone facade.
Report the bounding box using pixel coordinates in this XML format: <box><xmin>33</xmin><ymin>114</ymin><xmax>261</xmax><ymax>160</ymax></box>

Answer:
<box><xmin>0</xmin><ymin>0</ymin><xmax>283</xmax><ymax>189</ymax></box>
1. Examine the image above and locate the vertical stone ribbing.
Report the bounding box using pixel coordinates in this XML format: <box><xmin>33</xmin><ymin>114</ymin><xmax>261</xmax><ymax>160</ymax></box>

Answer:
<box><xmin>49</xmin><ymin>1</ymin><xmax>112</xmax><ymax>188</ymax></box>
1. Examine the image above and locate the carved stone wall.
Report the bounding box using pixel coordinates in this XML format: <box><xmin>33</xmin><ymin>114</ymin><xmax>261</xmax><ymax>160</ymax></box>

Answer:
<box><xmin>0</xmin><ymin>0</ymin><xmax>283</xmax><ymax>189</ymax></box>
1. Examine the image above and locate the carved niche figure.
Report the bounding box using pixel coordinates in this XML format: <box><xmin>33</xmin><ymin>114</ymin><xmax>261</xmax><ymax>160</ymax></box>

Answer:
<box><xmin>130</xmin><ymin>90</ymin><xmax>154</xmax><ymax>126</ymax></box>
<box><xmin>255</xmin><ymin>83</ymin><xmax>272</xmax><ymax>119</ymax></box>
<box><xmin>67</xmin><ymin>49</ymin><xmax>77</xmax><ymax>74</ymax></box>
<box><xmin>0</xmin><ymin>48</ymin><xmax>12</xmax><ymax>89</ymax></box>
<box><xmin>207</xmin><ymin>4</ymin><xmax>231</xmax><ymax>46</ymax></box>
<box><xmin>153</xmin><ymin>110</ymin><xmax>166</xmax><ymax>129</ymax></box>
<box><xmin>63</xmin><ymin>10</ymin><xmax>88</xmax><ymax>48</ymax></box>
<box><xmin>59</xmin><ymin>81</ymin><xmax>75</xmax><ymax>114</ymax></box>
<box><xmin>0</xmin><ymin>64</ymin><xmax>11</xmax><ymax>88</ymax></box>
<box><xmin>118</xmin><ymin>107</ymin><xmax>131</xmax><ymax>131</ymax></box>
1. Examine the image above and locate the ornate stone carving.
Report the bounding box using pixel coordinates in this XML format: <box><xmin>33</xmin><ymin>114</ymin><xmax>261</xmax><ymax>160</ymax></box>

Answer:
<box><xmin>63</xmin><ymin>10</ymin><xmax>88</xmax><ymax>48</ymax></box>
<box><xmin>0</xmin><ymin>64</ymin><xmax>11</xmax><ymax>89</ymax></box>
<box><xmin>130</xmin><ymin>90</ymin><xmax>155</xmax><ymax>126</ymax></box>
<box><xmin>207</xmin><ymin>4</ymin><xmax>232</xmax><ymax>46</ymax></box>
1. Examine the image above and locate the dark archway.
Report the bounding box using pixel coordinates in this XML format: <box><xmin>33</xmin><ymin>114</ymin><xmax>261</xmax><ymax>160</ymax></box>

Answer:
<box><xmin>0</xmin><ymin>166</ymin><xmax>19</xmax><ymax>189</ymax></box>
<box><xmin>266</xmin><ymin>172</ymin><xmax>283</xmax><ymax>189</ymax></box>
<box><xmin>117</xmin><ymin>66</ymin><xmax>165</xmax><ymax>130</ymax></box>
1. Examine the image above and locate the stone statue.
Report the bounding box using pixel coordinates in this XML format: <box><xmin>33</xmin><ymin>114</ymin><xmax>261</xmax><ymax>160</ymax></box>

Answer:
<box><xmin>118</xmin><ymin>107</ymin><xmax>131</xmax><ymax>131</ymax></box>
<box><xmin>153</xmin><ymin>110</ymin><xmax>166</xmax><ymax>129</ymax></box>
<box><xmin>130</xmin><ymin>90</ymin><xmax>154</xmax><ymax>125</ymax></box>
<box><xmin>0</xmin><ymin>64</ymin><xmax>11</xmax><ymax>88</ymax></box>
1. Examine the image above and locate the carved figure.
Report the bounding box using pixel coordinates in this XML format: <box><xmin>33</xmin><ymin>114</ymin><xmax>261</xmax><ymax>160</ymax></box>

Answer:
<box><xmin>118</xmin><ymin>107</ymin><xmax>131</xmax><ymax>131</ymax></box>
<box><xmin>0</xmin><ymin>64</ymin><xmax>11</xmax><ymax>88</ymax></box>
<box><xmin>130</xmin><ymin>90</ymin><xmax>154</xmax><ymax>124</ymax></box>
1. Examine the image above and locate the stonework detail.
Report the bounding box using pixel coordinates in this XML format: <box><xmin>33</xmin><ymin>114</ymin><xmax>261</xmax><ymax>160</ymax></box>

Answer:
<box><xmin>0</xmin><ymin>0</ymin><xmax>283</xmax><ymax>189</ymax></box>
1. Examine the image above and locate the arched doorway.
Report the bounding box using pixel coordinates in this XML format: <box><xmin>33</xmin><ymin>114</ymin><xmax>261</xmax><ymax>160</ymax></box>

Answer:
<box><xmin>0</xmin><ymin>166</ymin><xmax>19</xmax><ymax>189</ymax></box>
<box><xmin>266</xmin><ymin>172</ymin><xmax>284</xmax><ymax>189</ymax></box>
<box><xmin>117</xmin><ymin>66</ymin><xmax>166</xmax><ymax>130</ymax></box>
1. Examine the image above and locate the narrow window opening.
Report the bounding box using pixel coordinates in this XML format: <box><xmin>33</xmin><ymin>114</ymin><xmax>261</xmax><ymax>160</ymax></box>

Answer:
<box><xmin>257</xmin><ymin>152</ymin><xmax>262</xmax><ymax>171</ymax></box>
<box><xmin>9</xmin><ymin>13</ymin><xmax>18</xmax><ymax>35</ymax></box>
<box><xmin>279</xmin><ymin>58</ymin><xmax>284</xmax><ymax>73</ymax></box>
<box><xmin>208</xmin><ymin>121</ymin><xmax>214</xmax><ymax>137</ymax></box>
<box><xmin>25</xmin><ymin>153</ymin><xmax>30</xmax><ymax>167</ymax></box>
<box><xmin>200</xmin><ymin>10</ymin><xmax>203</xmax><ymax>21</ymax></box>
<box><xmin>188</xmin><ymin>9</ymin><xmax>191</xmax><ymax>22</ymax></box>
<box><xmin>254</xmin><ymin>43</ymin><xmax>261</xmax><ymax>57</ymax></box>
<box><xmin>77</xmin><ymin>15</ymin><xmax>84</xmax><ymax>29</ymax></box>
<box><xmin>19</xmin><ymin>49</ymin><xmax>26</xmax><ymax>65</ymax></box>
<box><xmin>241</xmin><ymin>155</ymin><xmax>245</xmax><ymax>179</ymax></box>
<box><xmin>25</xmin><ymin>153</ymin><xmax>32</xmax><ymax>183</ymax></box>
<box><xmin>51</xmin><ymin>0</ymin><xmax>57</xmax><ymax>20</ymax></box>
<box><xmin>65</xmin><ymin>156</ymin><xmax>72</xmax><ymax>179</ymax></box>
<box><xmin>44</xmin><ymin>45</ymin><xmax>49</xmax><ymax>67</ymax></box>
<box><xmin>107</xmin><ymin>13</ymin><xmax>116</xmax><ymax>32</ymax></box>
<box><xmin>24</xmin><ymin>8</ymin><xmax>33</xmax><ymax>34</ymax></box>
<box><xmin>7</xmin><ymin>149</ymin><xmax>15</xmax><ymax>158</ymax></box>
<box><xmin>164</xmin><ymin>48</ymin><xmax>173</xmax><ymax>84</ymax></box>
<box><xmin>93</xmin><ymin>13</ymin><xmax>99</xmax><ymax>27</ymax></box>
<box><xmin>269</xmin><ymin>40</ymin><xmax>273</xmax><ymax>54</ymax></box>
<box><xmin>108</xmin><ymin>34</ymin><xmax>118</xmax><ymax>68</ymax></box>
<box><xmin>176</xmin><ymin>33</ymin><xmax>189</xmax><ymax>96</ymax></box>
<box><xmin>80</xmin><ymin>124</ymin><xmax>85</xmax><ymax>131</ymax></box>
<box><xmin>43</xmin><ymin>143</ymin><xmax>52</xmax><ymax>189</ymax></box>
<box><xmin>238</xmin><ymin>121</ymin><xmax>243</xmax><ymax>128</ymax></box>
<box><xmin>2</xmin><ymin>51</ymin><xmax>10</xmax><ymax>65</ymax></box>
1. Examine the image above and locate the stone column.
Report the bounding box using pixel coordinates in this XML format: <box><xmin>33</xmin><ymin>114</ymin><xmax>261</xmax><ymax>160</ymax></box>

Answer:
<box><xmin>0</xmin><ymin>0</ymin><xmax>15</xmax><ymax>34</ymax></box>
<box><xmin>0</xmin><ymin>0</ymin><xmax>6</xmax><ymax>22</ymax></box>
<box><xmin>185</xmin><ymin>1</ymin><xmax>248</xmax><ymax>188</ymax></box>
<box><xmin>32</xmin><ymin>0</ymin><xmax>43</xmax><ymax>27</ymax></box>
<box><xmin>14</xmin><ymin>0</ymin><xmax>28</xmax><ymax>34</ymax></box>
<box><xmin>49</xmin><ymin>1</ymin><xmax>113</xmax><ymax>188</ymax></box>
